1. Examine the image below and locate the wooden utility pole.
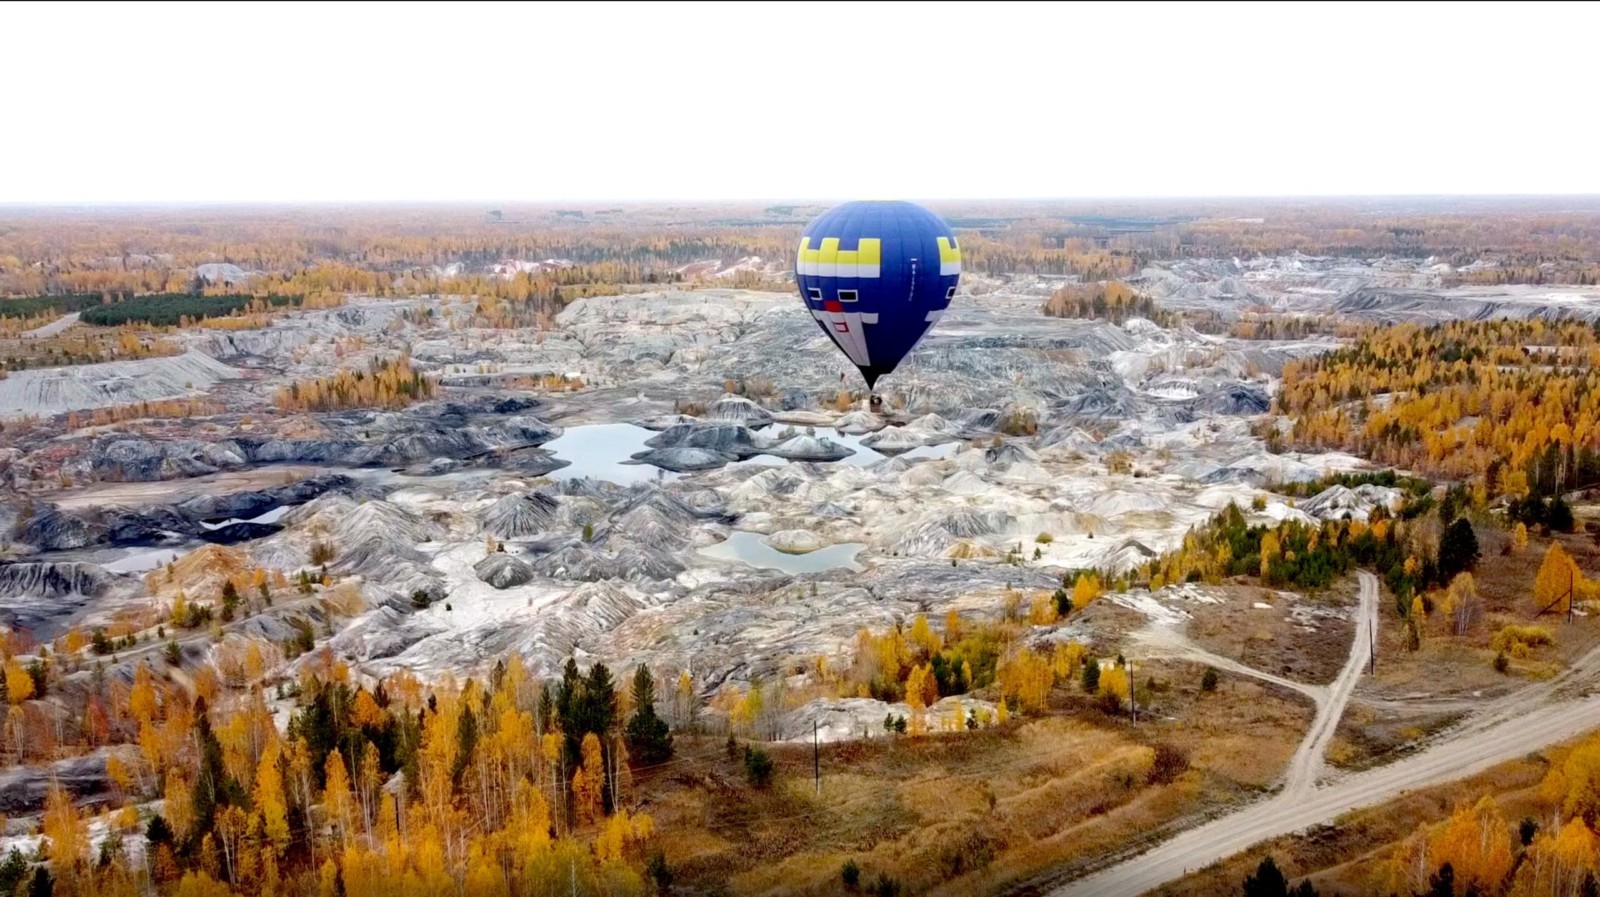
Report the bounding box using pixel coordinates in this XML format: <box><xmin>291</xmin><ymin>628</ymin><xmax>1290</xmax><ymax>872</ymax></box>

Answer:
<box><xmin>609</xmin><ymin>735</ymin><xmax>620</xmax><ymax>811</ymax></box>
<box><xmin>1128</xmin><ymin>660</ymin><xmax>1137</xmax><ymax>723</ymax></box>
<box><xmin>813</xmin><ymin>720</ymin><xmax>820</xmax><ymax>795</ymax></box>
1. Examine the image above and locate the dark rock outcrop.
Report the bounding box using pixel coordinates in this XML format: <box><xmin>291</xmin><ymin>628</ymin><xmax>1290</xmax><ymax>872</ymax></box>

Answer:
<box><xmin>483</xmin><ymin>492</ymin><xmax>561</xmax><ymax>538</ymax></box>
<box><xmin>628</xmin><ymin>447</ymin><xmax>735</xmax><ymax>471</ymax></box>
<box><xmin>0</xmin><ymin>751</ymin><xmax>111</xmax><ymax>815</ymax></box>
<box><xmin>0</xmin><ymin>561</ymin><xmax>112</xmax><ymax>599</ymax></box>
<box><xmin>100</xmin><ymin>505</ymin><xmax>195</xmax><ymax>544</ymax></box>
<box><xmin>12</xmin><ymin>508</ymin><xmax>99</xmax><ymax>551</ymax></box>
<box><xmin>475</xmin><ymin>553</ymin><xmax>536</xmax><ymax>589</ymax></box>
<box><xmin>198</xmin><ymin>522</ymin><xmax>285</xmax><ymax>544</ymax></box>
<box><xmin>180</xmin><ymin>474</ymin><xmax>353</xmax><ymax>521</ymax></box>
<box><xmin>646</xmin><ymin>423</ymin><xmax>765</xmax><ymax>457</ymax></box>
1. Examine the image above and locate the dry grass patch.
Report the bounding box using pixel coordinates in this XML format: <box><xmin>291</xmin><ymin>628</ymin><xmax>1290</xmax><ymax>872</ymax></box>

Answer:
<box><xmin>644</xmin><ymin>679</ymin><xmax>1311</xmax><ymax>897</ymax></box>
<box><xmin>1185</xmin><ymin>577</ymin><xmax>1361</xmax><ymax>685</ymax></box>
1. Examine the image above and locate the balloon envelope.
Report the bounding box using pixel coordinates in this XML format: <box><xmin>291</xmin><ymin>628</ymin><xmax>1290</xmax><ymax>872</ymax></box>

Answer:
<box><xmin>794</xmin><ymin>200</ymin><xmax>962</xmax><ymax>389</ymax></box>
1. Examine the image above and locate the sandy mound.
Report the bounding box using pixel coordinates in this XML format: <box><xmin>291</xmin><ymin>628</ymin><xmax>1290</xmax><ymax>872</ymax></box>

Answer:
<box><xmin>706</xmin><ymin>395</ymin><xmax>774</xmax><ymax>428</ymax></box>
<box><xmin>0</xmin><ymin>351</ymin><xmax>238</xmax><ymax>417</ymax></box>
<box><xmin>833</xmin><ymin>411</ymin><xmax>887</xmax><ymax>434</ymax></box>
<box><xmin>763</xmin><ymin>435</ymin><xmax>854</xmax><ymax>462</ymax></box>
<box><xmin>765</xmin><ymin>530</ymin><xmax>824</xmax><ymax>554</ymax></box>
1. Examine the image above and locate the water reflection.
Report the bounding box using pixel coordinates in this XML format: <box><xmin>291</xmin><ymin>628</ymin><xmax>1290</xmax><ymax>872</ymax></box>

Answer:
<box><xmin>698</xmin><ymin>531</ymin><xmax>865</xmax><ymax>573</ymax></box>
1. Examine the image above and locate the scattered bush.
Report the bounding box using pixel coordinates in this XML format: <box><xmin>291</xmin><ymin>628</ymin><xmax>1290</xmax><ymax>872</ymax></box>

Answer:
<box><xmin>220</xmin><ymin>581</ymin><xmax>241</xmax><ymax>622</ymax></box>
<box><xmin>869</xmin><ymin>873</ymin><xmax>903</xmax><ymax>897</ymax></box>
<box><xmin>1000</xmin><ymin>408</ymin><xmax>1038</xmax><ymax>436</ymax></box>
<box><xmin>743</xmin><ymin>746</ymin><xmax>774</xmax><ymax>788</ymax></box>
<box><xmin>645</xmin><ymin>851</ymin><xmax>673</xmax><ymax>896</ymax></box>
<box><xmin>1491</xmin><ymin>624</ymin><xmax>1554</xmax><ymax>658</ymax></box>
<box><xmin>310</xmin><ymin>541</ymin><xmax>337</xmax><ymax>566</ymax></box>
<box><xmin>1437</xmin><ymin>518</ymin><xmax>1480</xmax><ymax>580</ymax></box>
<box><xmin>936</xmin><ymin>830</ymin><xmax>1000</xmax><ymax>878</ymax></box>
<box><xmin>1520</xmin><ymin>817</ymin><xmax>1539</xmax><ymax>846</ymax></box>
<box><xmin>1147</xmin><ymin>743</ymin><xmax>1190</xmax><ymax>785</ymax></box>
<box><xmin>1243</xmin><ymin>857</ymin><xmax>1288</xmax><ymax>897</ymax></box>
<box><xmin>1550</xmin><ymin>497</ymin><xmax>1577</xmax><ymax>533</ymax></box>
<box><xmin>1082</xmin><ymin>657</ymin><xmax>1101</xmax><ymax>694</ymax></box>
<box><xmin>284</xmin><ymin>619</ymin><xmax>315</xmax><ymax>659</ymax></box>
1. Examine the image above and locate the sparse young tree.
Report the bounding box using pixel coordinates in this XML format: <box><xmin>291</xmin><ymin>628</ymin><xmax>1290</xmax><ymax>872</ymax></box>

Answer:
<box><xmin>625</xmin><ymin>665</ymin><xmax>674</xmax><ymax>766</ymax></box>
<box><xmin>1534</xmin><ymin>542</ymin><xmax>1581</xmax><ymax>614</ymax></box>
<box><xmin>1243</xmin><ymin>856</ymin><xmax>1288</xmax><ymax>897</ymax></box>
<box><xmin>743</xmin><ymin>746</ymin><xmax>773</xmax><ymax>788</ymax></box>
<box><xmin>1438</xmin><ymin>519</ymin><xmax>1480</xmax><ymax>581</ymax></box>
<box><xmin>1082</xmin><ymin>657</ymin><xmax>1101</xmax><ymax>694</ymax></box>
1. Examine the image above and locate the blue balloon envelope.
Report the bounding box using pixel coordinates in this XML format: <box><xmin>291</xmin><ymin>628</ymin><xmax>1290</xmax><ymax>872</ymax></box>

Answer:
<box><xmin>794</xmin><ymin>200</ymin><xmax>962</xmax><ymax>389</ymax></box>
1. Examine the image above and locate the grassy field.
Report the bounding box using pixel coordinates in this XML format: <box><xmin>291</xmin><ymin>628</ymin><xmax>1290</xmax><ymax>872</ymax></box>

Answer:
<box><xmin>1185</xmin><ymin>577</ymin><xmax>1363</xmax><ymax>685</ymax></box>
<box><xmin>640</xmin><ymin>658</ymin><xmax>1313</xmax><ymax>896</ymax></box>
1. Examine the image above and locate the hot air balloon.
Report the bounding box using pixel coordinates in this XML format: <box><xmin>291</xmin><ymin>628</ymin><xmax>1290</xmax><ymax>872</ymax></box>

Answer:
<box><xmin>795</xmin><ymin>200</ymin><xmax>962</xmax><ymax>394</ymax></box>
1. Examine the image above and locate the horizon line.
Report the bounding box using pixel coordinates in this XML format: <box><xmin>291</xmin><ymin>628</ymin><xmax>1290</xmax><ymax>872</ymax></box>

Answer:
<box><xmin>7</xmin><ymin>193</ymin><xmax>1600</xmax><ymax>210</ymax></box>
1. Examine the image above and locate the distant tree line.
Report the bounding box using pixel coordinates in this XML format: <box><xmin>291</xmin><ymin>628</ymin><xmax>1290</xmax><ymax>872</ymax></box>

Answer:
<box><xmin>1041</xmin><ymin>281</ymin><xmax>1174</xmax><ymax>326</ymax></box>
<box><xmin>1142</xmin><ymin>499</ymin><xmax>1476</xmax><ymax>607</ymax></box>
<box><xmin>0</xmin><ymin>293</ymin><xmax>119</xmax><ymax>319</ymax></box>
<box><xmin>79</xmin><ymin>293</ymin><xmax>301</xmax><ymax>327</ymax></box>
<box><xmin>1274</xmin><ymin>469</ymin><xmax>1434</xmax><ymax>500</ymax></box>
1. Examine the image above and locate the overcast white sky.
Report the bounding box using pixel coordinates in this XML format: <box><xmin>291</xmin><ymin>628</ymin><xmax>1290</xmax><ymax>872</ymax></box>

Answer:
<box><xmin>4</xmin><ymin>1</ymin><xmax>1597</xmax><ymax>203</ymax></box>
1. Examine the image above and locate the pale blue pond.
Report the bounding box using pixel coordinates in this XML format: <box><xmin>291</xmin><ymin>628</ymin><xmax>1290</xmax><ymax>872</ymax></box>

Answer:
<box><xmin>539</xmin><ymin>423</ymin><xmax>958</xmax><ymax>485</ymax></box>
<box><xmin>200</xmin><ymin>505</ymin><xmax>289</xmax><ymax>530</ymax></box>
<box><xmin>698</xmin><ymin>530</ymin><xmax>865</xmax><ymax>573</ymax></box>
<box><xmin>541</xmin><ymin>423</ymin><xmax>683</xmax><ymax>486</ymax></box>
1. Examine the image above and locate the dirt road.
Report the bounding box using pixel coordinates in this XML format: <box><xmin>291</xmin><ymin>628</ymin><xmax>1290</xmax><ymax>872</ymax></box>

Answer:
<box><xmin>1282</xmin><ymin>570</ymin><xmax>1377</xmax><ymax>797</ymax></box>
<box><xmin>1130</xmin><ymin>572</ymin><xmax>1379</xmax><ymax>797</ymax></box>
<box><xmin>1053</xmin><ymin>694</ymin><xmax>1600</xmax><ymax>896</ymax></box>
<box><xmin>22</xmin><ymin>312</ymin><xmax>78</xmax><ymax>339</ymax></box>
<box><xmin>1050</xmin><ymin>571</ymin><xmax>1600</xmax><ymax>896</ymax></box>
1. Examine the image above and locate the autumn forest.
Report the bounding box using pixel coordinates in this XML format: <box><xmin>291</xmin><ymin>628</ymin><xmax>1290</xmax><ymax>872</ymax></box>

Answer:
<box><xmin>7</xmin><ymin>197</ymin><xmax>1600</xmax><ymax>897</ymax></box>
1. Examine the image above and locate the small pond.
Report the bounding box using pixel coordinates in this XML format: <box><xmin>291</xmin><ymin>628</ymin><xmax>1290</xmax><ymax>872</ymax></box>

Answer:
<box><xmin>698</xmin><ymin>531</ymin><xmax>865</xmax><ymax>573</ymax></box>
<box><xmin>540</xmin><ymin>423</ymin><xmax>683</xmax><ymax>485</ymax></box>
